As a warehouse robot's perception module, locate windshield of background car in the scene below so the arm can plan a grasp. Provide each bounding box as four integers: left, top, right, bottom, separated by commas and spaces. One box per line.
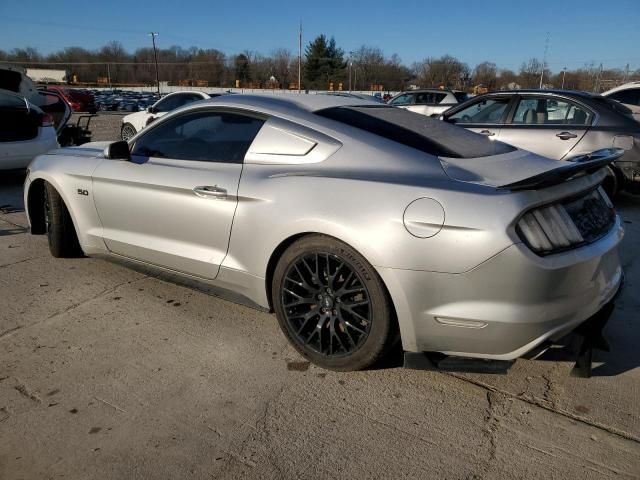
607, 88, 640, 107
316, 105, 515, 158
389, 93, 413, 106
448, 97, 510, 124
592, 96, 635, 117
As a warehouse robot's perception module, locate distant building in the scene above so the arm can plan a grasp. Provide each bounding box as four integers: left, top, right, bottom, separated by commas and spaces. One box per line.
26, 68, 68, 84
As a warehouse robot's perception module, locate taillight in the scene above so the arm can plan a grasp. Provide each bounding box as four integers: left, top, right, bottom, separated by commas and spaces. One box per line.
41, 113, 54, 127
516, 187, 615, 255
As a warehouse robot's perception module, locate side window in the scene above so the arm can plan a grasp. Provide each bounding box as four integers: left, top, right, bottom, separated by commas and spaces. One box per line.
132, 110, 265, 163
389, 93, 413, 106
608, 89, 640, 106
448, 97, 510, 124
153, 95, 178, 112
434, 92, 448, 104
511, 97, 591, 125
414, 92, 433, 104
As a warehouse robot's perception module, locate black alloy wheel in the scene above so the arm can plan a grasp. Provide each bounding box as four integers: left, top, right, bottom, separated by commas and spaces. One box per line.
281, 252, 372, 357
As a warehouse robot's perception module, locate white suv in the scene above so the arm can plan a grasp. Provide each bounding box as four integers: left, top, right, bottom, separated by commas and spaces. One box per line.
120, 91, 211, 140
603, 82, 640, 122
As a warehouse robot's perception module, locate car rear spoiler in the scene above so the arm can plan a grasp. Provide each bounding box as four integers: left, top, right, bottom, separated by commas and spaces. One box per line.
499, 148, 625, 191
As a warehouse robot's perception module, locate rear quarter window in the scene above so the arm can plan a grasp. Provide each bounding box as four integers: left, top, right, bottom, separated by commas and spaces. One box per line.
316, 106, 514, 159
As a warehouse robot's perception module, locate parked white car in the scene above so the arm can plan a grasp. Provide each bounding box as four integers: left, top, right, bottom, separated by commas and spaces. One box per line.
603, 81, 640, 122
387, 89, 468, 117
120, 91, 212, 140
0, 90, 61, 170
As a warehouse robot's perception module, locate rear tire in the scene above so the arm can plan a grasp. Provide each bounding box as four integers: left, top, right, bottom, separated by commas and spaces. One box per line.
44, 183, 82, 258
272, 235, 397, 371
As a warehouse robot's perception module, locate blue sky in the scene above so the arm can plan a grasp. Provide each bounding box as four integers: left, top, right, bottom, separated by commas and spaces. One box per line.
1, 0, 639, 72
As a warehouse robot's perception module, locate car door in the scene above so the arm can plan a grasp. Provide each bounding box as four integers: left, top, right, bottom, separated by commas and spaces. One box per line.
92, 108, 265, 279
497, 95, 592, 160
443, 95, 512, 138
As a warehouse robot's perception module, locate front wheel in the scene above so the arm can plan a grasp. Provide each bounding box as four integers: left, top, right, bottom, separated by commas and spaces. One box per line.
272, 235, 397, 371
120, 123, 137, 141
44, 183, 82, 258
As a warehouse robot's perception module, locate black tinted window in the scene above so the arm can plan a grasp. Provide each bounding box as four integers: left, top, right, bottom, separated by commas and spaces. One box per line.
316, 106, 514, 158
132, 110, 265, 163
607, 89, 640, 106
155, 93, 201, 112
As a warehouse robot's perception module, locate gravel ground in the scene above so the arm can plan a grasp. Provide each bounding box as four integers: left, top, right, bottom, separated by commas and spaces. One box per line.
71, 112, 125, 143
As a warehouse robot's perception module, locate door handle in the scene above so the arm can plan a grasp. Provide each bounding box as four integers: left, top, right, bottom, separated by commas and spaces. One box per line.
479, 130, 495, 136
556, 131, 578, 140
193, 185, 227, 199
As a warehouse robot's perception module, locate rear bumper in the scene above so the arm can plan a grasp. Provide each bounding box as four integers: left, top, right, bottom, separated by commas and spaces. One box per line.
378, 216, 624, 359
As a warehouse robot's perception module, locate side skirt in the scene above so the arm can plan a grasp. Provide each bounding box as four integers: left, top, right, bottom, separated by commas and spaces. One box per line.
92, 252, 270, 313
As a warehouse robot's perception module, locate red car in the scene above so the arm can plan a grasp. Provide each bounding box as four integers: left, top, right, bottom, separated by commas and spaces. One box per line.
40, 86, 96, 113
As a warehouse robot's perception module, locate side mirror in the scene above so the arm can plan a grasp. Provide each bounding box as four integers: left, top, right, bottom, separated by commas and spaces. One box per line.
104, 140, 131, 161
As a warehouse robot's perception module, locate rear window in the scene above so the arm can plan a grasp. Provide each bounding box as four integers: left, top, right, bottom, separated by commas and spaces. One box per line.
0, 91, 28, 109
316, 106, 515, 158
0, 69, 22, 93
592, 96, 633, 116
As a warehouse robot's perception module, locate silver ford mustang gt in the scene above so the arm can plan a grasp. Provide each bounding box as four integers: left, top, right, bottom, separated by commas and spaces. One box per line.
23, 94, 624, 371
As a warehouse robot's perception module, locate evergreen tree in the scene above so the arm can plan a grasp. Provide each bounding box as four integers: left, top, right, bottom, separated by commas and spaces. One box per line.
304, 35, 345, 89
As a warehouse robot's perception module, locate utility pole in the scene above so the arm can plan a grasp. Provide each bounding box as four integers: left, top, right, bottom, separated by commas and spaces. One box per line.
106, 63, 111, 89
149, 32, 160, 95
297, 22, 302, 94
348, 51, 354, 92
539, 32, 549, 89
561, 66, 567, 89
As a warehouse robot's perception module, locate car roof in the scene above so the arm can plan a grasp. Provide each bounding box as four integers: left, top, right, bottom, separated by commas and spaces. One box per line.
602, 81, 640, 95
484, 89, 600, 99
203, 93, 381, 113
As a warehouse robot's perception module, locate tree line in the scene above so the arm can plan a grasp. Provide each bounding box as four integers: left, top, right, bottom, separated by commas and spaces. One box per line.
1, 37, 638, 92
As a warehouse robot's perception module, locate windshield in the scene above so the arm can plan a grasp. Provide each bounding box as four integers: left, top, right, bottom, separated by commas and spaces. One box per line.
316, 105, 515, 158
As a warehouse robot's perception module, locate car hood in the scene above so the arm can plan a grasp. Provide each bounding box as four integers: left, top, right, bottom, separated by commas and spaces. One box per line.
47, 141, 112, 158
439, 148, 623, 190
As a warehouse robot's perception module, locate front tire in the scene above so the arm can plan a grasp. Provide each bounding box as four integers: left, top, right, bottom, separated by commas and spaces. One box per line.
44, 183, 82, 258
272, 235, 397, 371
120, 123, 137, 141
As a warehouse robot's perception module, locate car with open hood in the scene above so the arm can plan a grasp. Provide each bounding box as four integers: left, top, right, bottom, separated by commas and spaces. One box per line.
24, 94, 623, 374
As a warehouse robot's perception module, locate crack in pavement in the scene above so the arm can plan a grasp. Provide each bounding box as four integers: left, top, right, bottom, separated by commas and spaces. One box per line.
0, 325, 24, 340
446, 372, 640, 444
44, 276, 149, 321
0, 276, 150, 343
0, 255, 49, 269
14, 379, 42, 404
